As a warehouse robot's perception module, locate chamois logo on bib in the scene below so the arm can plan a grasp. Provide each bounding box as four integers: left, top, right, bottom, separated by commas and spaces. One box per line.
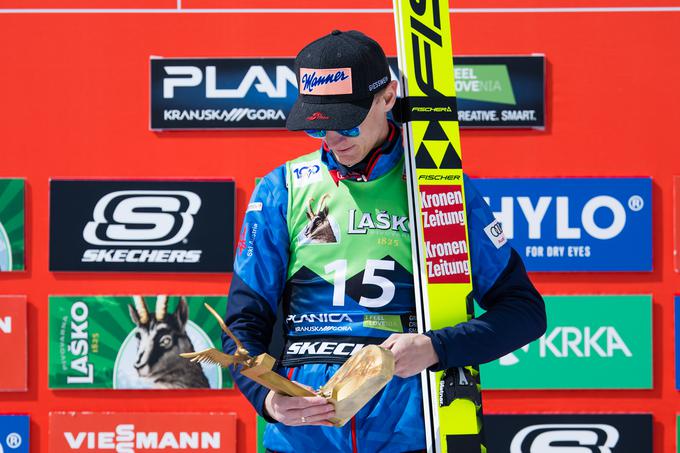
298, 194, 340, 245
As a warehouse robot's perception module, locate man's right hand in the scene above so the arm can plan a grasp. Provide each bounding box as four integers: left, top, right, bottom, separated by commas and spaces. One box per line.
264, 390, 336, 427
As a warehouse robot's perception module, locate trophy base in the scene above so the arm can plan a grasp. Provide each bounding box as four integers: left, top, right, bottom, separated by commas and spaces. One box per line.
319, 345, 395, 427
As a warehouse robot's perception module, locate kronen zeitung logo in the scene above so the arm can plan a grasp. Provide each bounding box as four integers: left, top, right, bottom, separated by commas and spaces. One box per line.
0, 316, 10, 334
81, 191, 202, 264
499, 326, 632, 366
420, 189, 465, 228
63, 424, 220, 451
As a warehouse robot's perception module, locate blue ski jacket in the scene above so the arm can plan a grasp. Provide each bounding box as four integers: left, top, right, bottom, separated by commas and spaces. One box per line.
223, 122, 546, 453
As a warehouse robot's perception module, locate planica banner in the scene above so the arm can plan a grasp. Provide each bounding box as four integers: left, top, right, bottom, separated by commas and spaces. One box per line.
150, 56, 544, 130
48, 295, 232, 390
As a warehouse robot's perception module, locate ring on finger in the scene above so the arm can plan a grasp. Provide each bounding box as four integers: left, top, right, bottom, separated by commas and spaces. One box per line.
300, 416, 307, 423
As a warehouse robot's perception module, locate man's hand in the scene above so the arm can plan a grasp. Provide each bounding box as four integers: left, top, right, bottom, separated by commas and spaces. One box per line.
264, 388, 335, 427
380, 333, 439, 378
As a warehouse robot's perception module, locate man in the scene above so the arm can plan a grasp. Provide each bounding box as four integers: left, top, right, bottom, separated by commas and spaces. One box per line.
223, 30, 546, 453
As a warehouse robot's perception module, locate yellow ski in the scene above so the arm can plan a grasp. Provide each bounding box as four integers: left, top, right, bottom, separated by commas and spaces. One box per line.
393, 1, 485, 451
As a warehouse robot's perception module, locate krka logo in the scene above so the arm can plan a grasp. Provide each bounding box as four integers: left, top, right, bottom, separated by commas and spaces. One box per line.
499, 326, 632, 366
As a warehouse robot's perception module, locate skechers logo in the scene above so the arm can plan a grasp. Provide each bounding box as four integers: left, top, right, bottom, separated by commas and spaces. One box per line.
287, 341, 365, 357
83, 191, 201, 246
510, 424, 619, 452
300, 68, 352, 95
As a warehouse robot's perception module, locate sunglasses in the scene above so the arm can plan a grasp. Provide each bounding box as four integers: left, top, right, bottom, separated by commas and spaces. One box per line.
304, 127, 361, 139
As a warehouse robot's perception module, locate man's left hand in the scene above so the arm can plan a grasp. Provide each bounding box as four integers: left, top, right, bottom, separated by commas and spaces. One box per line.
379, 333, 439, 378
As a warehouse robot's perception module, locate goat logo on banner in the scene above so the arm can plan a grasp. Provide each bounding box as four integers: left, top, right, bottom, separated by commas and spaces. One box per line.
48, 295, 231, 390
298, 194, 340, 245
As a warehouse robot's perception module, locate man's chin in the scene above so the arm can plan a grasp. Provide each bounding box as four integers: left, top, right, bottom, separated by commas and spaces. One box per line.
332, 147, 362, 166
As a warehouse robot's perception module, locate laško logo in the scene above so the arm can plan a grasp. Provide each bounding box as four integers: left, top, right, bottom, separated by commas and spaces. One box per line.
50, 412, 236, 453
306, 112, 330, 121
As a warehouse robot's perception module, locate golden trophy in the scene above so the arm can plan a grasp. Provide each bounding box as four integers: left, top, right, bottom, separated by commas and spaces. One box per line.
181, 304, 394, 427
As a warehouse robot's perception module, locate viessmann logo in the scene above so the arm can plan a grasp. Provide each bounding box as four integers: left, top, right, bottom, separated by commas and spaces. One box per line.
510, 424, 619, 452
50, 412, 236, 453
81, 191, 201, 263
63, 424, 221, 451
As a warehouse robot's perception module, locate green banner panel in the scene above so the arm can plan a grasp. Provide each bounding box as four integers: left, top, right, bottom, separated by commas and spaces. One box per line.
480, 295, 652, 389
49, 295, 232, 389
0, 179, 24, 271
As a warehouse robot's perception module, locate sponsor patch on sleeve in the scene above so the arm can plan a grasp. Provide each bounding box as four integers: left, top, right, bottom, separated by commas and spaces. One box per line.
247, 202, 262, 212
484, 219, 507, 249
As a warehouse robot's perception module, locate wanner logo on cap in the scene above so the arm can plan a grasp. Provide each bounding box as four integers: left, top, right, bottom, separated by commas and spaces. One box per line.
300, 68, 352, 95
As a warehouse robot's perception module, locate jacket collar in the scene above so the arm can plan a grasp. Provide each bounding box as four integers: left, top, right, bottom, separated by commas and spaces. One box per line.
320, 120, 402, 184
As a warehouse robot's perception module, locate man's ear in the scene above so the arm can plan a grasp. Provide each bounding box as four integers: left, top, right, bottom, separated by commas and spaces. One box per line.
379, 80, 399, 112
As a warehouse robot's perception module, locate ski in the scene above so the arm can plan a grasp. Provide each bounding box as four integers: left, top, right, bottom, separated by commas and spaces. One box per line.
393, 1, 485, 452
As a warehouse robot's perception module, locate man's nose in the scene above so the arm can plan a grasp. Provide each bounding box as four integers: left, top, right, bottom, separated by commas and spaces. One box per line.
324, 131, 348, 148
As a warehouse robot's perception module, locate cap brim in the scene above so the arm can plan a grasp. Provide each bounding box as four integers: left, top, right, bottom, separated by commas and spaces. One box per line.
286, 96, 373, 131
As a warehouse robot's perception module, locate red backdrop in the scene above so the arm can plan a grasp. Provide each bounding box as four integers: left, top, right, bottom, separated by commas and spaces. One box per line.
1, 2, 679, 452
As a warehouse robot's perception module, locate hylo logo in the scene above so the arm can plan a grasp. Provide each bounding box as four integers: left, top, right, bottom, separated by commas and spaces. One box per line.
83, 191, 201, 246
510, 424, 619, 453
483, 195, 641, 240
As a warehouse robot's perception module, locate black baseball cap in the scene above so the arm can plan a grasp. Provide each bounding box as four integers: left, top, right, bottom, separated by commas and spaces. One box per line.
286, 30, 391, 131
